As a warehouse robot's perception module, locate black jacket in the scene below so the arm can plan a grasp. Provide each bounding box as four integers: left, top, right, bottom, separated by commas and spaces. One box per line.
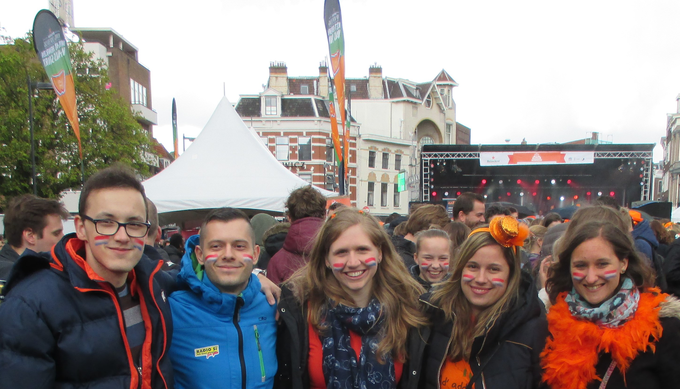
275, 286, 429, 389
163, 244, 183, 263
0, 244, 20, 284
392, 234, 417, 269
421, 272, 548, 389
0, 234, 175, 389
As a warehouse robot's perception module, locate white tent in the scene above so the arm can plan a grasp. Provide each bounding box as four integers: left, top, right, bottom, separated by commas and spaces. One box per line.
672, 207, 680, 223
143, 97, 335, 225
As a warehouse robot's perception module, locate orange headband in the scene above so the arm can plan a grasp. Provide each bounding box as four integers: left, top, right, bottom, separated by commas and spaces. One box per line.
469, 215, 529, 250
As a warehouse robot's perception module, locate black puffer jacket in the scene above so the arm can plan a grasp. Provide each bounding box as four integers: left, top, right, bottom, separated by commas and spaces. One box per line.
421, 272, 548, 389
391, 234, 417, 269
0, 234, 175, 389
274, 285, 429, 389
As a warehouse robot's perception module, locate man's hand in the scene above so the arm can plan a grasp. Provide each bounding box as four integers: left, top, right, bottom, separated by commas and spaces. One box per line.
257, 273, 281, 306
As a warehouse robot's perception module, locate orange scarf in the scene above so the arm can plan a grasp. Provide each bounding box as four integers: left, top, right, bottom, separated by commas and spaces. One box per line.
541, 289, 666, 389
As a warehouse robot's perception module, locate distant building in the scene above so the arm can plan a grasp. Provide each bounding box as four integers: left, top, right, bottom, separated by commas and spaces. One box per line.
71, 27, 171, 174
661, 94, 680, 207
236, 61, 470, 216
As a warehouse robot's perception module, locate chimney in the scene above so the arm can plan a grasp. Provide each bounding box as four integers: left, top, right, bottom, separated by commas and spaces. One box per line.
591, 132, 599, 142
318, 60, 329, 98
368, 63, 383, 99
268, 61, 288, 95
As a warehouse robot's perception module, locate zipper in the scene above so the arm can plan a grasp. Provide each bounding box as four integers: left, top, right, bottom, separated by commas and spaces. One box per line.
148, 260, 170, 389
234, 297, 246, 389
254, 325, 267, 382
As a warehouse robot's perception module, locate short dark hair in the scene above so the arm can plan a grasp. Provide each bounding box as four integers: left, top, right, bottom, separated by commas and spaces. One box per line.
286, 186, 326, 221
546, 221, 655, 304
3, 195, 69, 247
79, 165, 147, 219
484, 203, 510, 222
169, 233, 184, 249
542, 212, 563, 227
594, 196, 620, 211
452, 192, 484, 221
507, 206, 518, 215
328, 202, 346, 212
199, 208, 254, 246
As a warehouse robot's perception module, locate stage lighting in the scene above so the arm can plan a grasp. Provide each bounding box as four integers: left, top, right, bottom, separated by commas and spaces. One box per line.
444, 191, 449, 196
481, 179, 487, 185
574, 195, 579, 200
456, 191, 461, 196
499, 180, 504, 185
610, 191, 615, 197
587, 191, 591, 196
532, 192, 537, 196
507, 192, 511, 197
547, 196, 551, 200
567, 179, 572, 184
484, 194, 488, 199
517, 179, 522, 184
432, 191, 437, 197
520, 192, 524, 197
598, 191, 603, 196
535, 180, 540, 184
551, 179, 556, 185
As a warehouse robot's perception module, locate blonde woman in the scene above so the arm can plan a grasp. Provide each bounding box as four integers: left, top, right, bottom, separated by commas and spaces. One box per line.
275, 208, 428, 389
421, 216, 547, 389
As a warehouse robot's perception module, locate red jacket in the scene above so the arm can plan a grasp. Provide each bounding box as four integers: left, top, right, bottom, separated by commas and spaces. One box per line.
266, 217, 323, 285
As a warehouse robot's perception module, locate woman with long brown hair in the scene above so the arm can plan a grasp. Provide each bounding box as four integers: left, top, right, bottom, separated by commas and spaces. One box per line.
275, 207, 428, 389
541, 220, 680, 389
421, 216, 548, 389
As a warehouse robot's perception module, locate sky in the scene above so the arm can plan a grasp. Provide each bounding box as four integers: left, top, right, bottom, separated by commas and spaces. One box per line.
3, 0, 680, 162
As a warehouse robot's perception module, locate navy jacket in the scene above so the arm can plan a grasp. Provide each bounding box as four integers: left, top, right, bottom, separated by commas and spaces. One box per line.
632, 220, 658, 264
0, 234, 175, 389
169, 235, 277, 389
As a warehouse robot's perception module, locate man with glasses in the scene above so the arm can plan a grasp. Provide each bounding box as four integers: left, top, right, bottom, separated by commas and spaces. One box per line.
0, 166, 174, 388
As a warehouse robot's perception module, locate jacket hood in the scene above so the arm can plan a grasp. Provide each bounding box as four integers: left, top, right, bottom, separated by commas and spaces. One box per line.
489, 271, 544, 341
264, 231, 288, 257
282, 217, 323, 256
251, 213, 278, 247
176, 234, 262, 314
632, 220, 659, 248
391, 234, 416, 256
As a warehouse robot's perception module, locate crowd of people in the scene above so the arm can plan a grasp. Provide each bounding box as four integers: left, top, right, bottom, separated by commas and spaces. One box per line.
1, 166, 680, 389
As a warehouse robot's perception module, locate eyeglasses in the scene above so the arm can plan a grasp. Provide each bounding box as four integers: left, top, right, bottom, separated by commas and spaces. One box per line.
82, 215, 151, 238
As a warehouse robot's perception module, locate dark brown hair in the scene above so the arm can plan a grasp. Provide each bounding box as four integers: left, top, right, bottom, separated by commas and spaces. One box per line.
4, 195, 69, 247
546, 221, 655, 304
286, 186, 326, 221
79, 165, 147, 219
404, 204, 450, 235
452, 192, 484, 221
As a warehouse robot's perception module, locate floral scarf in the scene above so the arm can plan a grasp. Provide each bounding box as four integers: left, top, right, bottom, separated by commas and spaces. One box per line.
321, 298, 395, 389
565, 277, 640, 328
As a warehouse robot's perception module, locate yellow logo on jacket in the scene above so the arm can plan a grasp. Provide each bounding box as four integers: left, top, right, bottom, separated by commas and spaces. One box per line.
194, 345, 219, 359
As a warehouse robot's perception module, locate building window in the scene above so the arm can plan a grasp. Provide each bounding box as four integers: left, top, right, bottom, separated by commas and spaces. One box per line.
381, 183, 388, 207
276, 137, 289, 161
325, 174, 335, 191
301, 84, 309, 94
367, 182, 374, 206
298, 173, 312, 184
326, 138, 334, 162
394, 183, 400, 207
424, 94, 432, 108
440, 88, 450, 107
446, 123, 453, 143
130, 79, 147, 106
350, 84, 357, 92
368, 151, 376, 168
382, 152, 389, 169
395, 154, 402, 171
298, 137, 311, 161
265, 96, 277, 115
261, 137, 268, 147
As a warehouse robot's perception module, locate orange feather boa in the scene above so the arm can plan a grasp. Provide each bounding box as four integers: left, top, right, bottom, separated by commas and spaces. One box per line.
540, 289, 666, 389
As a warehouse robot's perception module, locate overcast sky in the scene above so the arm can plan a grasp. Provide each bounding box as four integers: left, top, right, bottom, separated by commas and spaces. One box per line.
3, 0, 680, 161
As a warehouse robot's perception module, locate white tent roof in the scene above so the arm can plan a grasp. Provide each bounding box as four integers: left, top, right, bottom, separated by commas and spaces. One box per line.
672, 207, 680, 223
143, 97, 335, 224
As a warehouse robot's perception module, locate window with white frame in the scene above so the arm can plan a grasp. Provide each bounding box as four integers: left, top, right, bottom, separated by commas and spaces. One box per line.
265, 96, 277, 115
261, 137, 268, 147
446, 124, 453, 143
440, 88, 449, 107
276, 137, 289, 161
298, 137, 312, 161
326, 138, 334, 162
368, 151, 376, 168
301, 85, 309, 94
298, 173, 312, 184
350, 84, 357, 92
382, 152, 389, 169
367, 182, 374, 206
394, 184, 400, 207
395, 154, 402, 171
130, 79, 147, 106
381, 183, 388, 207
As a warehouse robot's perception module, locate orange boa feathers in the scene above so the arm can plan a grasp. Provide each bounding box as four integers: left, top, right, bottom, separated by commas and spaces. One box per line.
540, 289, 666, 389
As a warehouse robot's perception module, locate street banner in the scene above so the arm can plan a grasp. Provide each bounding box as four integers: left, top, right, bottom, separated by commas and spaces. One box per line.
172, 98, 178, 159
479, 151, 595, 166
32, 10, 81, 158
324, 0, 348, 179
327, 84, 343, 167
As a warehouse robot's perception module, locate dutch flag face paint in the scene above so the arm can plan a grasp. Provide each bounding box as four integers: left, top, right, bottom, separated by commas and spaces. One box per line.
204, 254, 219, 263
133, 238, 145, 251
604, 270, 618, 280
572, 272, 586, 282
242, 254, 253, 263
420, 262, 431, 270
441, 262, 450, 271
332, 263, 345, 271
462, 274, 475, 283
94, 236, 109, 246
491, 278, 505, 288
364, 257, 377, 267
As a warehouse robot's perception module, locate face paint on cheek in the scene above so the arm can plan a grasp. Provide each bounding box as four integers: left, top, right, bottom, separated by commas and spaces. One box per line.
364, 257, 377, 267
604, 270, 618, 280
204, 254, 219, 263
420, 262, 431, 270
94, 236, 109, 246
491, 278, 505, 288
332, 263, 345, 271
462, 274, 474, 283
133, 238, 145, 251
442, 262, 450, 271
242, 254, 253, 263
572, 272, 586, 281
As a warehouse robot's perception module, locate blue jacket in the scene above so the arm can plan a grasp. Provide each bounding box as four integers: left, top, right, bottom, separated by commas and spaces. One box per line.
632, 219, 659, 264
0, 234, 175, 389
169, 235, 277, 389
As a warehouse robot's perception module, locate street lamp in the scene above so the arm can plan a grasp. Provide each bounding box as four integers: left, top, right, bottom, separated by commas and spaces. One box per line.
27, 74, 54, 196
